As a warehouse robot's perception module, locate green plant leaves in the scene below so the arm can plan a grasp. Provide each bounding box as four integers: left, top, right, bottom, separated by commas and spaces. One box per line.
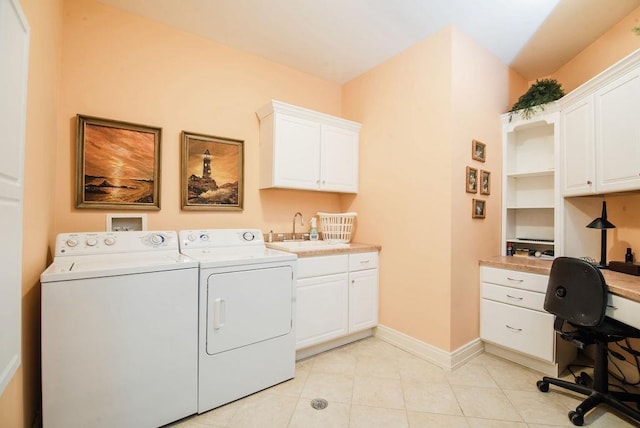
509, 78, 565, 120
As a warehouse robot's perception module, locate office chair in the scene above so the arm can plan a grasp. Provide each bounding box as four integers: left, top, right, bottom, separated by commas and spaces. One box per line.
537, 257, 640, 426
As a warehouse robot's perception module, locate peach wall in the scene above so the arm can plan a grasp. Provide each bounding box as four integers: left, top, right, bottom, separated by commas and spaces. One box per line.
449, 28, 510, 348
0, 0, 63, 426
56, 0, 345, 235
549, 6, 640, 92
343, 28, 454, 349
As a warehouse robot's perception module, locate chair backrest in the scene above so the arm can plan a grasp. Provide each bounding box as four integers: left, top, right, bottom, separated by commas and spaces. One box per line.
543, 257, 608, 327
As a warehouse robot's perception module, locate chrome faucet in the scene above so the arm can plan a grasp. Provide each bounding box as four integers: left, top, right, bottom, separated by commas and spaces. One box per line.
292, 212, 304, 240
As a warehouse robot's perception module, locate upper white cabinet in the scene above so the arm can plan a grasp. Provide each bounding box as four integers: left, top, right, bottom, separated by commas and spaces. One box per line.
501, 106, 561, 257
595, 67, 640, 193
561, 95, 595, 196
256, 100, 361, 193
560, 49, 640, 196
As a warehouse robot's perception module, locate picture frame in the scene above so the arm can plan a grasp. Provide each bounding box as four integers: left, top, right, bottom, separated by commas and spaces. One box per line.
472, 139, 486, 162
181, 131, 244, 211
480, 170, 491, 195
472, 199, 486, 219
76, 115, 161, 210
466, 166, 478, 193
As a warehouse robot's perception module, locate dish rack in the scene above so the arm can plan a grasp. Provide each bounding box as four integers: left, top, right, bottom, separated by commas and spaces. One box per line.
317, 212, 357, 243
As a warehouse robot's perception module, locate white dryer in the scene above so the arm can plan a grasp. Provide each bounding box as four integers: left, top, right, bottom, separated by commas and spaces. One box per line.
40, 231, 199, 428
179, 229, 297, 413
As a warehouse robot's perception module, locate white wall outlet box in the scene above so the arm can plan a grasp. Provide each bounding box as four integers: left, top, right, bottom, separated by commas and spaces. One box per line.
106, 213, 148, 231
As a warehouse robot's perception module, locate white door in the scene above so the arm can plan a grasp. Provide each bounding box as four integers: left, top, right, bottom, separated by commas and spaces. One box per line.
295, 273, 348, 350
348, 269, 379, 332
272, 113, 321, 190
561, 95, 595, 196
320, 124, 359, 192
206, 266, 293, 355
595, 67, 640, 193
0, 0, 29, 396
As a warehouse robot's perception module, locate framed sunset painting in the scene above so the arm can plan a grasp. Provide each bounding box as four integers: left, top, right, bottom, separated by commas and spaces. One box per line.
75, 115, 161, 209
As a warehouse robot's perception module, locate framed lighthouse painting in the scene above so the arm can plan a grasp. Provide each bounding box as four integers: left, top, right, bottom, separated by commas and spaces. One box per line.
75, 115, 161, 210
181, 131, 244, 210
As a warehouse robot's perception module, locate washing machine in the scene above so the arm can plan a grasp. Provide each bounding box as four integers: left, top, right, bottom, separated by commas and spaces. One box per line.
178, 229, 297, 413
40, 231, 199, 428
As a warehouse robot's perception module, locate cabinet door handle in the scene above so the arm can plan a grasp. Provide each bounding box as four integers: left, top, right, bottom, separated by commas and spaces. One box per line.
505, 324, 523, 332
587, 180, 592, 185
351, 279, 355, 284
506, 294, 523, 300
506, 277, 523, 283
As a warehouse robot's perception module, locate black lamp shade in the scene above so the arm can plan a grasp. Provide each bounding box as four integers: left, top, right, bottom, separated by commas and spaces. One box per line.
586, 201, 615, 268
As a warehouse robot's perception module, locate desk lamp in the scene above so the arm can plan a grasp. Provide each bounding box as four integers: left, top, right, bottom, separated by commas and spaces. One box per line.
586, 200, 616, 269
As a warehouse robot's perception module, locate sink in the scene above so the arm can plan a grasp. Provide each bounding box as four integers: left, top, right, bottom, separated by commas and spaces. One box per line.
267, 240, 350, 252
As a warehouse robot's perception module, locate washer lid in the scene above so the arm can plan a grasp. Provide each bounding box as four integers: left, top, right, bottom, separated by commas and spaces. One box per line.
41, 252, 198, 282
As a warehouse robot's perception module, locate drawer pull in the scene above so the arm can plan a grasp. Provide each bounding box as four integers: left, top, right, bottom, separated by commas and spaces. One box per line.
607, 304, 618, 310
505, 324, 523, 332
506, 294, 523, 301
360, 260, 370, 264
507, 277, 524, 283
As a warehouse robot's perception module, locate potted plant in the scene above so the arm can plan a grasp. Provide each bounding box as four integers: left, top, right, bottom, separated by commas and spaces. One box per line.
509, 78, 565, 120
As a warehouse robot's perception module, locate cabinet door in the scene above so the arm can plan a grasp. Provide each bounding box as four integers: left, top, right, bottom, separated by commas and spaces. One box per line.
595, 68, 640, 193
348, 269, 378, 333
320, 124, 359, 193
561, 96, 595, 196
295, 273, 348, 350
272, 113, 321, 190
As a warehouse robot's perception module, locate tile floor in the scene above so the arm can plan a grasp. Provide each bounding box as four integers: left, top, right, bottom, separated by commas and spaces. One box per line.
169, 337, 639, 427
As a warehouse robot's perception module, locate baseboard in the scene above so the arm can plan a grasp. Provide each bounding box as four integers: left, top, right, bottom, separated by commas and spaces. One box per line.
296, 329, 374, 360
374, 324, 483, 371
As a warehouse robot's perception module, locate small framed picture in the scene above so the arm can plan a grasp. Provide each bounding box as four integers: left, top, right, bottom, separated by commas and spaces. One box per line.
472, 139, 486, 162
181, 131, 244, 210
480, 170, 491, 195
472, 199, 486, 219
466, 166, 478, 193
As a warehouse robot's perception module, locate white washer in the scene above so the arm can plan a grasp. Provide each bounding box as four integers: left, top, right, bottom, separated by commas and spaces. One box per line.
40, 231, 199, 428
179, 229, 297, 413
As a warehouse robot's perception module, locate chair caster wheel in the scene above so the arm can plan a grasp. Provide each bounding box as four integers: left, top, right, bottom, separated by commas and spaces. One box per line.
537, 380, 549, 392
569, 410, 584, 426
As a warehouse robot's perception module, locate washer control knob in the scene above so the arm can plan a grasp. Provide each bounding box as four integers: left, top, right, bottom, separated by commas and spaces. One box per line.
103, 237, 116, 246
65, 239, 78, 247
86, 237, 98, 247
187, 234, 197, 242
149, 234, 165, 245
200, 234, 209, 241
242, 231, 255, 241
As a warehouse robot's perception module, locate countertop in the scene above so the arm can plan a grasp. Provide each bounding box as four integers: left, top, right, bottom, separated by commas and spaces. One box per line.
480, 256, 640, 303
266, 242, 381, 257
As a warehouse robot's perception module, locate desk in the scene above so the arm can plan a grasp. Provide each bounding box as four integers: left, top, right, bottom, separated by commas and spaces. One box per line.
480, 256, 640, 329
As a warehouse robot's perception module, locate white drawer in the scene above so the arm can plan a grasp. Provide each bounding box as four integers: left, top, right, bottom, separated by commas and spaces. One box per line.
481, 283, 545, 312
481, 266, 548, 293
297, 254, 349, 279
480, 298, 555, 362
607, 294, 640, 330
349, 252, 378, 271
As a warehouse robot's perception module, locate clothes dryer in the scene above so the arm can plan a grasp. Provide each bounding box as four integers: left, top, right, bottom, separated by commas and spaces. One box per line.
179, 229, 296, 413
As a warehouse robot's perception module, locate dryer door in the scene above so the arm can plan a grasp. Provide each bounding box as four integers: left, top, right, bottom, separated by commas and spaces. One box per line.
206, 266, 293, 355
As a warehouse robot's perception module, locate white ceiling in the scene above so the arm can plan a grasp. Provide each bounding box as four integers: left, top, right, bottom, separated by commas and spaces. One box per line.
97, 0, 640, 84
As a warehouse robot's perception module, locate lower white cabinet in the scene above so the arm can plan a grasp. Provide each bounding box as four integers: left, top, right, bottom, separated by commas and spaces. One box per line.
480, 266, 574, 375
296, 252, 379, 351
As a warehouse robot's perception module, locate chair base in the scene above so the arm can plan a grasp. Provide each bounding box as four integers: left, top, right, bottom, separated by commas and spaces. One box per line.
537, 341, 640, 426
537, 377, 640, 426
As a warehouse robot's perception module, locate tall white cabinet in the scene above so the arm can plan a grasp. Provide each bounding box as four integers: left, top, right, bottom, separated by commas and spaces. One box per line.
501, 106, 562, 257
256, 100, 361, 193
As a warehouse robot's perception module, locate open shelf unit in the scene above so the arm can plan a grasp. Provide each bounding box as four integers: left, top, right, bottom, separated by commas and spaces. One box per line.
501, 106, 562, 258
